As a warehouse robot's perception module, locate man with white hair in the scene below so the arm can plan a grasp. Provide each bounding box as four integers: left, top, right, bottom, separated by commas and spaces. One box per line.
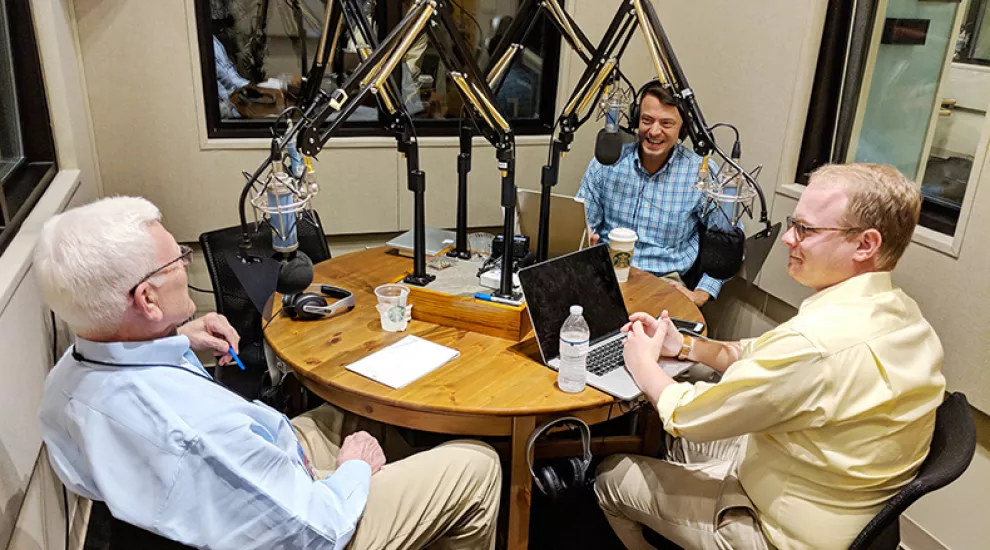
35, 196, 501, 549
596, 163, 946, 550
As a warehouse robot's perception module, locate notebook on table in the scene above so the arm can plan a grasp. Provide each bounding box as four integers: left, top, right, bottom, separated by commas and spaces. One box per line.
345, 335, 460, 389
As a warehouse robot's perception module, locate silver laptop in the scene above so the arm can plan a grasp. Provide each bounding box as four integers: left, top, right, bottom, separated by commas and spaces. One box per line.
386, 227, 456, 257
518, 244, 643, 400
516, 189, 589, 259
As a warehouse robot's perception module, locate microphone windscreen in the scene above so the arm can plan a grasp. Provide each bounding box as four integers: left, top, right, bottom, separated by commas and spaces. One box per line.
594, 129, 623, 165
276, 251, 314, 295
698, 226, 745, 280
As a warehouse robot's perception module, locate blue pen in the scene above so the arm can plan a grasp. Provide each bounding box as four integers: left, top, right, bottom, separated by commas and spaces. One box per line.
227, 345, 247, 371
474, 292, 523, 307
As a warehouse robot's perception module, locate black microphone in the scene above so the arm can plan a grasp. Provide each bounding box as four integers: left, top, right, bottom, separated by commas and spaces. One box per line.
697, 226, 745, 280
594, 97, 624, 165
595, 129, 623, 165
275, 250, 314, 295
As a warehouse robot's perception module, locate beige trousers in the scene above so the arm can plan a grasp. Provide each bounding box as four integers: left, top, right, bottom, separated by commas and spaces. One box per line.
595, 435, 772, 550
291, 404, 502, 550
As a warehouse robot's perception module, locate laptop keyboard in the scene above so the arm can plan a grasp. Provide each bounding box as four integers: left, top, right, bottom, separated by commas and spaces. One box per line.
586, 336, 626, 376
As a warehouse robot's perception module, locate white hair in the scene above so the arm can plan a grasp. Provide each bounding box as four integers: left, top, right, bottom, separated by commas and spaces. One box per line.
34, 196, 163, 336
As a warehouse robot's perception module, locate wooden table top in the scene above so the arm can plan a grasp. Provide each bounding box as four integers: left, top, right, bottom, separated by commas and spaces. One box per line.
264, 247, 703, 418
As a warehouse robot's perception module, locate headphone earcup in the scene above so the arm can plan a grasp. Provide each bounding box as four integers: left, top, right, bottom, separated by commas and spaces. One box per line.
281, 293, 301, 318
568, 456, 587, 490
294, 294, 329, 320
538, 465, 562, 501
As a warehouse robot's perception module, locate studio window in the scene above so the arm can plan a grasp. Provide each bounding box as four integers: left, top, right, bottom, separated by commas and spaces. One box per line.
0, 0, 57, 255
797, 0, 990, 239
195, 0, 561, 139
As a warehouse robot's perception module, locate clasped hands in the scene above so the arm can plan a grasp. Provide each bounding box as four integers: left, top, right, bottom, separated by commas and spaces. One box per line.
621, 311, 684, 382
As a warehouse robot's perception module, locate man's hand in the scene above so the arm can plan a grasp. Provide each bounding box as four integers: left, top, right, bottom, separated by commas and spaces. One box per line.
623, 319, 667, 373
622, 312, 683, 358
671, 282, 711, 308
178, 313, 240, 366
336, 431, 386, 475
589, 227, 600, 246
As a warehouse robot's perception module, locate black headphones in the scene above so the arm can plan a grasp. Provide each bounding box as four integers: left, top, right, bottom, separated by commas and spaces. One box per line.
628, 79, 689, 141
526, 416, 593, 500
281, 284, 355, 320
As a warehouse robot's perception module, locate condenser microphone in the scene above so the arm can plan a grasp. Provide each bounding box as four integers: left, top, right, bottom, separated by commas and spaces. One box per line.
594, 99, 624, 165
268, 171, 299, 253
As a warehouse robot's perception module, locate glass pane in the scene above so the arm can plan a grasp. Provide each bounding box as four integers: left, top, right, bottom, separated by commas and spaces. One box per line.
956, 0, 990, 64
396, 0, 546, 121
852, 0, 984, 236
209, 0, 380, 122
0, 0, 23, 184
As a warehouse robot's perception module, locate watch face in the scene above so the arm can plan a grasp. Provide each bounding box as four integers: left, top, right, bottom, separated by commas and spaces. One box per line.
387, 305, 405, 323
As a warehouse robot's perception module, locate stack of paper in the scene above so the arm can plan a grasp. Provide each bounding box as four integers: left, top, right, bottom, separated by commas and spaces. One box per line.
345, 335, 460, 389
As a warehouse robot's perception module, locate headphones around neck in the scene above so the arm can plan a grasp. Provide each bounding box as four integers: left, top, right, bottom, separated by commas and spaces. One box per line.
526, 416, 593, 500
628, 79, 689, 141
281, 284, 355, 320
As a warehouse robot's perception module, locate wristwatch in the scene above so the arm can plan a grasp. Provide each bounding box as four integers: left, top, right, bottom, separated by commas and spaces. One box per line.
677, 334, 694, 361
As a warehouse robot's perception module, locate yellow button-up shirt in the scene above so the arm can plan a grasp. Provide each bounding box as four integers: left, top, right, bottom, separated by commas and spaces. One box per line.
656, 272, 945, 550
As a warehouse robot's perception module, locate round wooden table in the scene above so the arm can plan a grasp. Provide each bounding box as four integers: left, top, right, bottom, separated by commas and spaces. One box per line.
264, 247, 703, 550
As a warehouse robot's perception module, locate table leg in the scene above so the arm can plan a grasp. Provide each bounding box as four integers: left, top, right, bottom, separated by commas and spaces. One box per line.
508, 416, 536, 550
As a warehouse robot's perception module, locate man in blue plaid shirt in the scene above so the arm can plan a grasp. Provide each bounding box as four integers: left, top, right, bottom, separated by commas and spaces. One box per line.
578, 83, 733, 306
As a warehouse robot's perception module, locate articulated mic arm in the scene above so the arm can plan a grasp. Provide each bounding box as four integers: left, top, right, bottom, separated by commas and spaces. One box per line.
238, 0, 521, 296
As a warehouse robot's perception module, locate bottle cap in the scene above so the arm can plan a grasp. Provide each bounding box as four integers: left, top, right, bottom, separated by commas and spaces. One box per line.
570, 305, 583, 315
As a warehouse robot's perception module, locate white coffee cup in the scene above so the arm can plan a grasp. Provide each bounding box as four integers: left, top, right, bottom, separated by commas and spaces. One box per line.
607, 228, 638, 283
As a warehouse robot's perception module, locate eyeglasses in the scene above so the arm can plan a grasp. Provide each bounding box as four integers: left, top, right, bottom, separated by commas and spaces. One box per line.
785, 216, 865, 242
129, 244, 193, 295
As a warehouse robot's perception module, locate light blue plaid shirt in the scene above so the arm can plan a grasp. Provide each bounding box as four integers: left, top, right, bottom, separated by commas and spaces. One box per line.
578, 142, 732, 298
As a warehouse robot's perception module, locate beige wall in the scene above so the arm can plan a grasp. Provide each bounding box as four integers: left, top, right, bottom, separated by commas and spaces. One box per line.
2, 0, 102, 548
16, 0, 985, 548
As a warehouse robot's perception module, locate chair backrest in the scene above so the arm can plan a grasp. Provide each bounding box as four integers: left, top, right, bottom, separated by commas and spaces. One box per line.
198, 212, 330, 376
110, 516, 194, 550
848, 391, 977, 550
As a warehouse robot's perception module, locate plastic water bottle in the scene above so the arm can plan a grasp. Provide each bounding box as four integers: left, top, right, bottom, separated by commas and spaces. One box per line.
558, 305, 590, 393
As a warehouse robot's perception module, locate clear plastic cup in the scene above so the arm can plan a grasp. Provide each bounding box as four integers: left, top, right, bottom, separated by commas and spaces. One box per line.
374, 284, 411, 331
374, 284, 409, 307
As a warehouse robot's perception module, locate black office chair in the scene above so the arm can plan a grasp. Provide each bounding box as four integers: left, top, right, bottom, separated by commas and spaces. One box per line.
198, 212, 331, 399
110, 516, 194, 550
849, 391, 977, 550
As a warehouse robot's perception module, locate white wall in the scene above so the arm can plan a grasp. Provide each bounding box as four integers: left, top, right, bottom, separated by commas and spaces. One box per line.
1, 0, 101, 548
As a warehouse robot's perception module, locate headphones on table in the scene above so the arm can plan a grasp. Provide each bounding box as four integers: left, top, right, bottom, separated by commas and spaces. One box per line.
281, 284, 355, 320
628, 79, 689, 141
526, 416, 593, 500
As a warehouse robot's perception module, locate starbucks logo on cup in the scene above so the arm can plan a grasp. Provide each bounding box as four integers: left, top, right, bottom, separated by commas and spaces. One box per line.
612, 251, 632, 269
387, 305, 406, 323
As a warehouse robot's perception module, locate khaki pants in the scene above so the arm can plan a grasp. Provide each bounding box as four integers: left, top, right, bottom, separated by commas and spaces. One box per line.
292, 404, 502, 550
595, 435, 771, 550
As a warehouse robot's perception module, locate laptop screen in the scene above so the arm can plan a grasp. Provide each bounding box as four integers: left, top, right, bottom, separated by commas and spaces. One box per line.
518, 244, 630, 362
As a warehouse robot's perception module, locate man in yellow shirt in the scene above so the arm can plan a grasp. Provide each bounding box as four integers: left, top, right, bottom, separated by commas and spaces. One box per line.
595, 163, 945, 550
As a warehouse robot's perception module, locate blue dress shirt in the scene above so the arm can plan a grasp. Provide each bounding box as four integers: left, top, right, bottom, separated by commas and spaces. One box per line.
578, 142, 733, 297
39, 335, 371, 549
